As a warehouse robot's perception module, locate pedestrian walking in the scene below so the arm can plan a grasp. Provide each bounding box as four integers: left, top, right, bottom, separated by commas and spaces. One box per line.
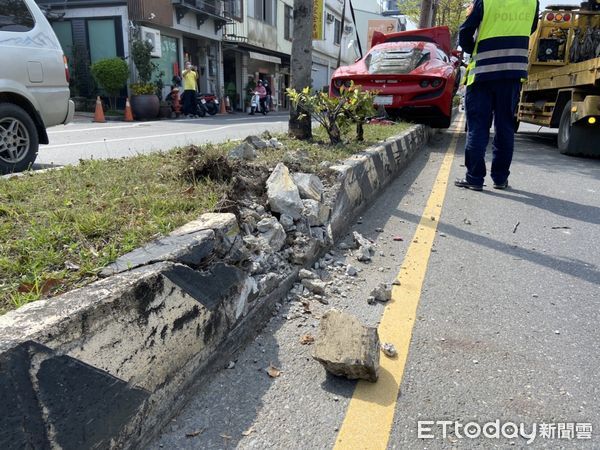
455, 0, 539, 191
181, 62, 199, 118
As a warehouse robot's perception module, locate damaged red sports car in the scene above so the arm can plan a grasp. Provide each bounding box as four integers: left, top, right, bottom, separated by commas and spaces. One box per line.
330, 26, 460, 128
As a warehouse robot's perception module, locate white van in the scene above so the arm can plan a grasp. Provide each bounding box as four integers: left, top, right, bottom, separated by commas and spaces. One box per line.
0, 0, 74, 174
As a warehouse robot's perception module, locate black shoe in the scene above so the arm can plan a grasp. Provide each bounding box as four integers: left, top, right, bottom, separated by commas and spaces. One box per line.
454, 178, 483, 191
493, 180, 509, 190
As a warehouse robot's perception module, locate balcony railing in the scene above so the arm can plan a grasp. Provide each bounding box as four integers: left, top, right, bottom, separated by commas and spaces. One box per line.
172, 0, 228, 30
180, 0, 223, 16
223, 21, 247, 43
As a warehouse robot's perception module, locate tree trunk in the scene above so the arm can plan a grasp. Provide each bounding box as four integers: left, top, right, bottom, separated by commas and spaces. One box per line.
356, 121, 364, 141
289, 0, 313, 140
328, 123, 341, 145
419, 0, 433, 28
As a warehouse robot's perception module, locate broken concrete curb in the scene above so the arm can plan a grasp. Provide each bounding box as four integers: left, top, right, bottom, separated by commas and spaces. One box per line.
0, 124, 429, 448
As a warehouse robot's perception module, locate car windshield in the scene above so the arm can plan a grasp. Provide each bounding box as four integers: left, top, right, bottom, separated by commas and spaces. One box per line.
365, 46, 430, 74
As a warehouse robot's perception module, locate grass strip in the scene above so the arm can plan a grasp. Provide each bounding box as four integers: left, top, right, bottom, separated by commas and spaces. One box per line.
0, 123, 408, 313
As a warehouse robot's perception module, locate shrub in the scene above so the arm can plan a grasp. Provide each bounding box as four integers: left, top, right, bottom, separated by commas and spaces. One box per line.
90, 58, 129, 109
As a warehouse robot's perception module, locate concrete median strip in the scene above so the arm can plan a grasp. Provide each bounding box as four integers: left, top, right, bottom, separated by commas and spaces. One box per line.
0, 124, 430, 449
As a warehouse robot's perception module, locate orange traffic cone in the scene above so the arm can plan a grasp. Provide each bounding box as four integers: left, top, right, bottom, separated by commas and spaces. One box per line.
124, 97, 134, 122
93, 96, 105, 123
219, 96, 227, 114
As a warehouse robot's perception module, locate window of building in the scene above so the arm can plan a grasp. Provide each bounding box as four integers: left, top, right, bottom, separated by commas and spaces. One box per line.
284, 5, 293, 41
0, 0, 35, 32
224, 0, 243, 21
154, 35, 179, 91
334, 18, 341, 45
52, 21, 73, 63
87, 19, 117, 63
254, 0, 276, 25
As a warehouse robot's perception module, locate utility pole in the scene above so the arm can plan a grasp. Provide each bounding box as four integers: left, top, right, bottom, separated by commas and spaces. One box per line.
419, 0, 433, 28
288, 0, 313, 140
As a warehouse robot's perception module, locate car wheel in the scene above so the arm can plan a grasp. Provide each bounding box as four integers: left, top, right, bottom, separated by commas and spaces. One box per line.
558, 101, 600, 157
0, 103, 39, 175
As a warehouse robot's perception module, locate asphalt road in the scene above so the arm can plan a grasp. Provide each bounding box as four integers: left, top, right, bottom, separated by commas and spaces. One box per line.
151, 114, 599, 449
35, 113, 290, 168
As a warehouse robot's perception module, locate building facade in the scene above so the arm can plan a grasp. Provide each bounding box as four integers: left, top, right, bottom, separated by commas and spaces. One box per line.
36, 0, 358, 110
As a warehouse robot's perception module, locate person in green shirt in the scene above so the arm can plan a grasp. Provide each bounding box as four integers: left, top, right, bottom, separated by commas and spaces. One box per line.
181, 61, 198, 118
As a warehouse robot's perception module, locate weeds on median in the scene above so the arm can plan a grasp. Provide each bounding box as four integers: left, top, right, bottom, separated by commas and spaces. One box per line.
0, 122, 409, 314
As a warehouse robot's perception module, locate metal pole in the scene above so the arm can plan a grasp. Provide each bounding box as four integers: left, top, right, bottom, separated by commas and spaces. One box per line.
337, 0, 347, 68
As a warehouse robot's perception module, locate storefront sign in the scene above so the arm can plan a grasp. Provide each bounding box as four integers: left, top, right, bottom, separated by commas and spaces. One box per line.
367, 19, 398, 49
312, 0, 324, 40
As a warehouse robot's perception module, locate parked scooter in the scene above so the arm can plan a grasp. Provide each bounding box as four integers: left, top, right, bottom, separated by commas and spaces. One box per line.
249, 92, 267, 115
198, 93, 219, 116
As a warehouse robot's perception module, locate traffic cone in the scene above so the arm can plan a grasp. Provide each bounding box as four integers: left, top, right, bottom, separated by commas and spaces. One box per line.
124, 97, 134, 122
219, 97, 227, 114
93, 96, 105, 123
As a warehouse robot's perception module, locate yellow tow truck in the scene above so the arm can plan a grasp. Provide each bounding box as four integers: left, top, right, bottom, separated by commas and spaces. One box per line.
518, 1, 600, 156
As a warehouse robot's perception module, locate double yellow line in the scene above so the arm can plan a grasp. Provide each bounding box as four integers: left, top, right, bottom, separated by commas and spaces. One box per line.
334, 119, 464, 449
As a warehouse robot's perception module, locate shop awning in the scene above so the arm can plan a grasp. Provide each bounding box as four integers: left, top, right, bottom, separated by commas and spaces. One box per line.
248, 51, 282, 65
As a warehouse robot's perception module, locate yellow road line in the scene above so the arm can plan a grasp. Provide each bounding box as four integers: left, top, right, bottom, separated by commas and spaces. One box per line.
334, 118, 464, 450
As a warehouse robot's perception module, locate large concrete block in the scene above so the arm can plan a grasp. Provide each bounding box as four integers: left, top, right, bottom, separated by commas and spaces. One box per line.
266, 163, 303, 219
313, 309, 380, 382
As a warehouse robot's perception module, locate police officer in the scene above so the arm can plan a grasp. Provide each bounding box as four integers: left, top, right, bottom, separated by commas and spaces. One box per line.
455, 0, 539, 191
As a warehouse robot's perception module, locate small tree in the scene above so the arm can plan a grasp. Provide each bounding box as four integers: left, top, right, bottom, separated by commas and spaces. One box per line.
343, 87, 377, 141
90, 58, 129, 110
131, 39, 158, 94
286, 84, 377, 145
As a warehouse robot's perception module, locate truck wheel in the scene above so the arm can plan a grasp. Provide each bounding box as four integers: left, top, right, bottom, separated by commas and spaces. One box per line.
558, 100, 600, 157
0, 103, 39, 175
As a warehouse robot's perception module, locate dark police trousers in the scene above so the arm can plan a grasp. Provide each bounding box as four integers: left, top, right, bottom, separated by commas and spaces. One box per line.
464, 79, 521, 186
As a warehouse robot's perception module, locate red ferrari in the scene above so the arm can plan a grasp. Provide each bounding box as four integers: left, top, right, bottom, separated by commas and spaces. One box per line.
330, 26, 460, 128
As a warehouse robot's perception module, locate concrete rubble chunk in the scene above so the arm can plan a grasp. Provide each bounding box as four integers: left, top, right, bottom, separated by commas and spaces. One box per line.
353, 231, 373, 251
266, 163, 303, 219
299, 269, 318, 280
381, 342, 397, 358
269, 138, 284, 149
171, 213, 239, 244
370, 283, 392, 303
310, 227, 327, 244
345, 265, 358, 277
302, 199, 331, 227
243, 235, 271, 253
292, 173, 324, 201
283, 149, 310, 165
353, 231, 375, 262
227, 142, 256, 160
279, 214, 295, 231
301, 278, 326, 295
313, 309, 380, 382
256, 217, 287, 252
244, 135, 269, 149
